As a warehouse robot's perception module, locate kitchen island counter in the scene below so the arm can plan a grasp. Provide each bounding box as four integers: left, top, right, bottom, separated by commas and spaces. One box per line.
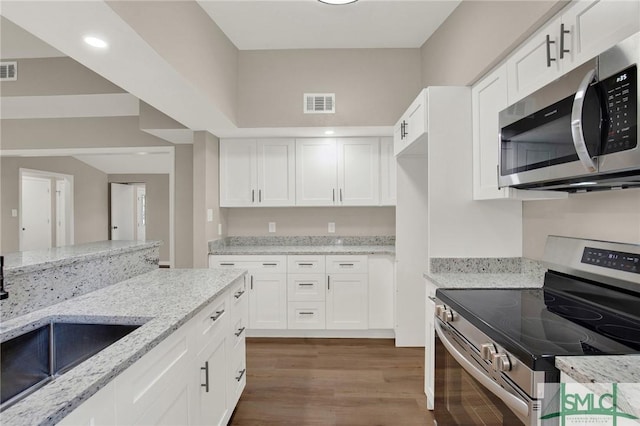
0, 268, 245, 426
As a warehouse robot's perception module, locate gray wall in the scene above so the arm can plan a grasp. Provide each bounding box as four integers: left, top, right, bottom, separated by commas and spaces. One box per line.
107, 0, 239, 125
237, 48, 422, 127
108, 174, 170, 263
1, 156, 108, 253
225, 207, 395, 237
420, 1, 566, 86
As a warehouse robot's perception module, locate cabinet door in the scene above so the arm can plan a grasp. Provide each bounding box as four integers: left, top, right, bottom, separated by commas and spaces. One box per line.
507, 16, 562, 104
326, 273, 368, 330
393, 116, 406, 156
472, 65, 510, 200
220, 139, 257, 207
406, 93, 426, 146
379, 137, 397, 206
367, 255, 394, 330
256, 138, 295, 206
295, 138, 337, 206
196, 336, 229, 426
337, 138, 380, 205
248, 273, 288, 329
58, 382, 116, 426
562, 0, 640, 71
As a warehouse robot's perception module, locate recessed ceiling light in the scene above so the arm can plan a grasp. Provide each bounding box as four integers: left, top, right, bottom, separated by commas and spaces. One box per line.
318, 0, 358, 4
83, 36, 108, 49
324, 130, 335, 135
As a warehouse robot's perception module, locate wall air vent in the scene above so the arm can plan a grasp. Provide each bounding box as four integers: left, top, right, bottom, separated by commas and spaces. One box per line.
304, 93, 335, 114
0, 62, 17, 81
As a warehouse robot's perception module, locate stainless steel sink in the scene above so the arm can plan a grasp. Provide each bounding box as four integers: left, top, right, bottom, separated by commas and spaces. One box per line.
1, 322, 141, 411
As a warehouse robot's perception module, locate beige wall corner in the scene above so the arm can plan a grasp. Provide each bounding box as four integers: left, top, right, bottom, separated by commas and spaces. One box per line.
139, 101, 188, 131
107, 0, 239, 125
420, 0, 567, 86
175, 144, 194, 268
193, 131, 222, 268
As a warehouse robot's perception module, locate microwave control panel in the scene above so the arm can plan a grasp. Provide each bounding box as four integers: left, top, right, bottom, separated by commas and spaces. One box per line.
602, 65, 637, 154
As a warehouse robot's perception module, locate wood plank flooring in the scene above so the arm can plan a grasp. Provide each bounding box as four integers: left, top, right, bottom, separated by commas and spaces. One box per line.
229, 338, 435, 426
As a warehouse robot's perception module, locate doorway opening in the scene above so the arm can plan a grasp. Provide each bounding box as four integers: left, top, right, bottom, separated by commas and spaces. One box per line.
19, 168, 74, 251
110, 182, 146, 241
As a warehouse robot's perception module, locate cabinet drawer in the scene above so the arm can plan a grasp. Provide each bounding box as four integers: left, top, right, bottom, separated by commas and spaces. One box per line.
287, 302, 326, 329
192, 297, 227, 353
229, 341, 247, 408
228, 276, 248, 318
326, 255, 368, 274
287, 255, 326, 273
229, 315, 247, 350
287, 274, 326, 302
210, 255, 287, 274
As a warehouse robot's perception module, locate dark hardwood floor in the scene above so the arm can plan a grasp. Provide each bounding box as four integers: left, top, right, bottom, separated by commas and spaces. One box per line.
230, 338, 435, 426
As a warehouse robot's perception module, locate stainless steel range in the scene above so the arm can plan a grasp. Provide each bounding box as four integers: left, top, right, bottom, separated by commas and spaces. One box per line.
434, 236, 640, 425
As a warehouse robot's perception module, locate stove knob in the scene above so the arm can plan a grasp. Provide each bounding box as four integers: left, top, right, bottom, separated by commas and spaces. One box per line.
439, 308, 455, 323
434, 305, 446, 317
480, 343, 497, 361
492, 353, 512, 372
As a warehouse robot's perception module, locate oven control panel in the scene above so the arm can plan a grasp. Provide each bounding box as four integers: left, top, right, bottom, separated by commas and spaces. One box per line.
582, 247, 640, 274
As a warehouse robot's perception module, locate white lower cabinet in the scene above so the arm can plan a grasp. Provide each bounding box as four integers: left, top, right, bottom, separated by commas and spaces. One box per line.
211, 254, 393, 335
424, 278, 437, 410
59, 276, 248, 426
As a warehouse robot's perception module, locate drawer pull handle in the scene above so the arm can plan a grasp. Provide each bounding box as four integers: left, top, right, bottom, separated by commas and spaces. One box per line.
235, 326, 246, 337
220, 263, 235, 266
262, 263, 277, 266
234, 290, 245, 299
299, 312, 314, 315
236, 368, 246, 381
211, 309, 225, 322
428, 296, 437, 302
201, 361, 210, 392
298, 263, 313, 266
339, 263, 354, 267
298, 283, 314, 286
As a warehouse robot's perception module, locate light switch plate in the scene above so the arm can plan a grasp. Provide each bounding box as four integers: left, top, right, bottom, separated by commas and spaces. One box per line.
328, 222, 335, 233
11, 209, 18, 217
268, 222, 276, 233
218, 223, 222, 235
207, 209, 214, 222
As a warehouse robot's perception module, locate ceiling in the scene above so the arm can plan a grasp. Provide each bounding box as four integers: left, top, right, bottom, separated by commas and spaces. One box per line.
197, 0, 460, 50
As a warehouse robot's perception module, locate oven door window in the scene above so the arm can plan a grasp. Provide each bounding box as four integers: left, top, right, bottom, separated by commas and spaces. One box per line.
434, 335, 525, 425
500, 89, 601, 176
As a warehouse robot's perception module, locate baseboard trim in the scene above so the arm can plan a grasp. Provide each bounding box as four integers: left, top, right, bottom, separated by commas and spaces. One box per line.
245, 329, 395, 339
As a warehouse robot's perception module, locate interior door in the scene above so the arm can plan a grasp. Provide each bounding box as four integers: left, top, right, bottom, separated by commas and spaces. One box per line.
20, 175, 52, 251
136, 186, 146, 241
110, 183, 135, 240
55, 179, 67, 247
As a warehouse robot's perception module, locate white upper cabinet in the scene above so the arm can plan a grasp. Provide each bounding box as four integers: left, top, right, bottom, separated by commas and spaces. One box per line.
295, 138, 338, 206
337, 138, 380, 206
393, 89, 428, 156
507, 0, 640, 104
220, 138, 295, 207
296, 138, 381, 206
472, 65, 511, 200
220, 139, 257, 207
379, 137, 397, 206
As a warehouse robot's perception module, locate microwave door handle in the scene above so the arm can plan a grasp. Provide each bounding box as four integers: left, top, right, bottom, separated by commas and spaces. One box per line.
434, 321, 530, 419
571, 69, 598, 173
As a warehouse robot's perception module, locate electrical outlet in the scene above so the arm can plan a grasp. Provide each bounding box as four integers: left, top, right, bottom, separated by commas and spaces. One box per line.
218, 223, 222, 235
328, 222, 335, 233
11, 209, 18, 217
207, 209, 214, 222
269, 222, 276, 233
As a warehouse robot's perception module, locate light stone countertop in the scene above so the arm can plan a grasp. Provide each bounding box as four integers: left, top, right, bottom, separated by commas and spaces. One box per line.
210, 244, 395, 256
0, 268, 246, 426
3, 240, 161, 276
424, 272, 545, 289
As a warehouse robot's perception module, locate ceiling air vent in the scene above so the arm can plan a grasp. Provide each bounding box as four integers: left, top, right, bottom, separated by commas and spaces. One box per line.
0, 62, 17, 81
304, 93, 335, 114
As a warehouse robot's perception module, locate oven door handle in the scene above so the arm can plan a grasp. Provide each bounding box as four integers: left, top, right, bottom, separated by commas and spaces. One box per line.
435, 321, 530, 419
570, 68, 598, 173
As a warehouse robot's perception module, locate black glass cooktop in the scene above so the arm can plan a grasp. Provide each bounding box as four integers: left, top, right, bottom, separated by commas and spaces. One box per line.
436, 271, 640, 371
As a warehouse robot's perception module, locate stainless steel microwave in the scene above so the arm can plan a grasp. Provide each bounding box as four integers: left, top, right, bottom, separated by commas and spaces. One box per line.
498, 33, 639, 192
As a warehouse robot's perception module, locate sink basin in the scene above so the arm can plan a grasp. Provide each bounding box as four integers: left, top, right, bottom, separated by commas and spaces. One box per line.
1, 322, 140, 410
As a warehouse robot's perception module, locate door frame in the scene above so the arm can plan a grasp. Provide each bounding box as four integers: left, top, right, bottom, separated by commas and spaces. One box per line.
19, 168, 75, 250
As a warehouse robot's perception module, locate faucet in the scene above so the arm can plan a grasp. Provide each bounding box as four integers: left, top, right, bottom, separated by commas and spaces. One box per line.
1, 255, 8, 300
